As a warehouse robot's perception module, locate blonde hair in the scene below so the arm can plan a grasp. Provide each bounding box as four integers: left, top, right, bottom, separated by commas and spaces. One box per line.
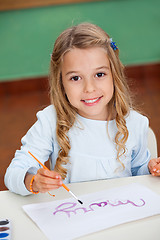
49, 22, 133, 179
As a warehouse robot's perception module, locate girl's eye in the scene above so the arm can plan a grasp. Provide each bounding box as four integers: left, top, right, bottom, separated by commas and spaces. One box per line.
71, 76, 81, 81
96, 72, 105, 78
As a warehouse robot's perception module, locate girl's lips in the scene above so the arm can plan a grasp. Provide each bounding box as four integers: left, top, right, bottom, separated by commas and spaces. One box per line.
81, 96, 102, 106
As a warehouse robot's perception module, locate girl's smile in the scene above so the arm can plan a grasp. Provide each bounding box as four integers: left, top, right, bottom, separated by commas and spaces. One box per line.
61, 47, 114, 120
81, 96, 103, 106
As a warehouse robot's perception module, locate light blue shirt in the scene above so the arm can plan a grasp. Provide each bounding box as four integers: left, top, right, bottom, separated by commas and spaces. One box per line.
4, 105, 150, 195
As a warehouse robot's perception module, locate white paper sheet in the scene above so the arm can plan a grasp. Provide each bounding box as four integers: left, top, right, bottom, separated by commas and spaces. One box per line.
22, 183, 160, 240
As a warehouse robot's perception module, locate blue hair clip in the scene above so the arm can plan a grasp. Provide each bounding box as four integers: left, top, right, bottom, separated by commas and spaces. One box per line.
110, 38, 118, 51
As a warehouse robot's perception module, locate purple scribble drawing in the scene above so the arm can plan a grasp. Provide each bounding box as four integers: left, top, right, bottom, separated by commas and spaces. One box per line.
53, 199, 145, 218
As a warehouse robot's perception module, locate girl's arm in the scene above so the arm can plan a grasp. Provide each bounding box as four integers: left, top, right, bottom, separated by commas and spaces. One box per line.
4, 105, 58, 195
130, 114, 150, 176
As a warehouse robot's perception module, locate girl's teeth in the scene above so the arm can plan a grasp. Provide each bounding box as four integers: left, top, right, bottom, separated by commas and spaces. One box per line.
84, 97, 99, 103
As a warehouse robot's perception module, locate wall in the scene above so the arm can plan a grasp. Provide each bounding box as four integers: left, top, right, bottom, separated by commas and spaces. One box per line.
0, 0, 160, 82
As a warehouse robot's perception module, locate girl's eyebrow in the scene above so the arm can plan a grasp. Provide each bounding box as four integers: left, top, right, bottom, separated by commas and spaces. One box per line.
65, 71, 79, 76
95, 66, 110, 70
65, 66, 110, 76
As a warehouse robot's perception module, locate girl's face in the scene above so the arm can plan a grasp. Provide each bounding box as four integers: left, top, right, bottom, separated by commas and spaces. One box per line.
61, 47, 114, 121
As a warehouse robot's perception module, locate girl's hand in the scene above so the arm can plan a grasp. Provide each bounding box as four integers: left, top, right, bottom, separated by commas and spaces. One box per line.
25, 169, 62, 193
148, 157, 160, 176
33, 168, 62, 193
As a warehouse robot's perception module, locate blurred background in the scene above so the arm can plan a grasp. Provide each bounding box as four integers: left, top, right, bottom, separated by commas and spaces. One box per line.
0, 0, 160, 190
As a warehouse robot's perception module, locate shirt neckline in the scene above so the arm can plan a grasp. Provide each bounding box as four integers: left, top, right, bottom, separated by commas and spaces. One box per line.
77, 113, 115, 124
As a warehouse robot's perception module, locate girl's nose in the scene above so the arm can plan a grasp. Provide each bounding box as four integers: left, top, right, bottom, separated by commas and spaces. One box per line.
83, 79, 96, 93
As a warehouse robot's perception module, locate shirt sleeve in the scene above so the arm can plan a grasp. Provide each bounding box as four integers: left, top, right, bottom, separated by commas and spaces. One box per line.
4, 105, 55, 196
131, 114, 151, 176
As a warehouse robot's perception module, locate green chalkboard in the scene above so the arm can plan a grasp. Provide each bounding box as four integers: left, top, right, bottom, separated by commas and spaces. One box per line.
0, 0, 159, 81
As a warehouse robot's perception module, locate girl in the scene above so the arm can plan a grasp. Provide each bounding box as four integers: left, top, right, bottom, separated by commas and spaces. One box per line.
5, 22, 160, 196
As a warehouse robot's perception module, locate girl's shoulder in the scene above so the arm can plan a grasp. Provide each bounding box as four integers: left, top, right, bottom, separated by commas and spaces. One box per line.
35, 105, 57, 127
127, 109, 148, 121
36, 105, 57, 118
126, 109, 149, 129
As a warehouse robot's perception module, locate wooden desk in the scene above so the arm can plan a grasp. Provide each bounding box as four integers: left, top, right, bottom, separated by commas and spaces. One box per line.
1, 175, 160, 240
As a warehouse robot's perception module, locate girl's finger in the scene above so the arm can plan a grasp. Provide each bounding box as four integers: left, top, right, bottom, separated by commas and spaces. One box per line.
34, 171, 62, 193
36, 170, 62, 185
37, 182, 61, 192
152, 163, 160, 173
152, 172, 160, 177
153, 157, 160, 164
37, 168, 61, 179
148, 159, 156, 172
39, 177, 62, 186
